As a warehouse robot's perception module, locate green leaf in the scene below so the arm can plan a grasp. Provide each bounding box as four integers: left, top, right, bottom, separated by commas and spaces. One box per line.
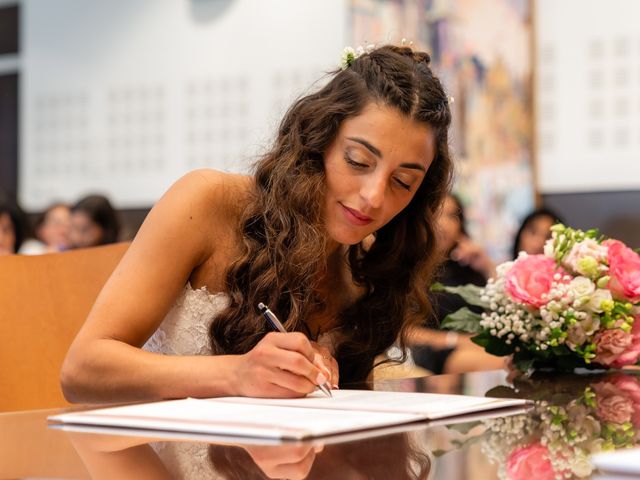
431, 283, 488, 308
441, 307, 483, 334
551, 345, 572, 357
471, 331, 515, 356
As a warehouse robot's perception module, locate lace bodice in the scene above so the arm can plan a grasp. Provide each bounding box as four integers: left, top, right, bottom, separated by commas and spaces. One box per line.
143, 283, 229, 356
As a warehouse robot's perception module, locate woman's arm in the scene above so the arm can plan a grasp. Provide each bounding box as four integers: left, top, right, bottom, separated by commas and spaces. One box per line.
61, 170, 328, 403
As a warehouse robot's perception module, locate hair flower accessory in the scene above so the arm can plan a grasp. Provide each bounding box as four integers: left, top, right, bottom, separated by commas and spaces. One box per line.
340, 43, 376, 70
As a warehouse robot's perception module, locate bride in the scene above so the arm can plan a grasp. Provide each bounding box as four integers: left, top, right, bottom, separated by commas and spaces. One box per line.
61, 43, 453, 403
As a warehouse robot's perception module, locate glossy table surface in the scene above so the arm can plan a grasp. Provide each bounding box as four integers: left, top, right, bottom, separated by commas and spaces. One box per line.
1, 368, 639, 479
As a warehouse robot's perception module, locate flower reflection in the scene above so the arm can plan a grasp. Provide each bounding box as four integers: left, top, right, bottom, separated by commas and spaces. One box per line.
483, 372, 640, 479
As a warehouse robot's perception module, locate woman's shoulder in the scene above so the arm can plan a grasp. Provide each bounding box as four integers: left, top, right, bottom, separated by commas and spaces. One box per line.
176, 169, 252, 200
170, 169, 253, 221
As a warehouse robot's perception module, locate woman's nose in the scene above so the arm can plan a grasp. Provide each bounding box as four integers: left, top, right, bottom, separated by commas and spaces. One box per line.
359, 175, 386, 210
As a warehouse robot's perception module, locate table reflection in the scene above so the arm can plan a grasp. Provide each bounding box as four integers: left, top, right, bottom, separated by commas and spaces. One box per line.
65, 428, 434, 479
480, 371, 640, 480
4, 369, 640, 479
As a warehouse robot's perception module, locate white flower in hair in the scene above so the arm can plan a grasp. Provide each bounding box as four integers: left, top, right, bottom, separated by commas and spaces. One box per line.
340, 43, 376, 70
340, 46, 356, 70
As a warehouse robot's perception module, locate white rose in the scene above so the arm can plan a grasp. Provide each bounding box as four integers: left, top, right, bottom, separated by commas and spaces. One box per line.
562, 239, 608, 276
569, 276, 595, 298
578, 312, 600, 336
588, 289, 613, 313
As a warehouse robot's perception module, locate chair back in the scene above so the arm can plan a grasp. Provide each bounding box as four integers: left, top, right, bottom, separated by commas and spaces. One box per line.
0, 243, 128, 411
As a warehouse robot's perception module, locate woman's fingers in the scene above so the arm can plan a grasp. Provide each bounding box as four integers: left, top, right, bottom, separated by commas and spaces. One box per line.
239, 332, 329, 397
310, 342, 339, 388
245, 444, 317, 480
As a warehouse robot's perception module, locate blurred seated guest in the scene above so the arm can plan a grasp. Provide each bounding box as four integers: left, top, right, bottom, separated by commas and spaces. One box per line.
512, 207, 563, 259
69, 195, 121, 249
0, 196, 29, 256
410, 193, 502, 374
20, 203, 71, 254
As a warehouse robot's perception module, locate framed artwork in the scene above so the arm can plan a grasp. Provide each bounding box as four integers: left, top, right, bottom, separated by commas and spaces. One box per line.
350, 0, 534, 261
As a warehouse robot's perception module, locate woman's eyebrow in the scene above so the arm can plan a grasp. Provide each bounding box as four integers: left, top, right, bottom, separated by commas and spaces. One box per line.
399, 162, 426, 172
346, 136, 427, 172
346, 137, 382, 158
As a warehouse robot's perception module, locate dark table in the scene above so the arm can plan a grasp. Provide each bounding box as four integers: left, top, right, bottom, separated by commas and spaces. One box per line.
1, 369, 638, 479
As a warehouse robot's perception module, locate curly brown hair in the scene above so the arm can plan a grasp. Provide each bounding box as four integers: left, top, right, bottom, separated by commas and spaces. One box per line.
210, 45, 453, 383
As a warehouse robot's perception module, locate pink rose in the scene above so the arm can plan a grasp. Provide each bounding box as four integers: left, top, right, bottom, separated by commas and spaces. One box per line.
506, 442, 555, 480
593, 329, 632, 366
606, 240, 640, 303
609, 317, 640, 368
505, 255, 564, 307
606, 374, 640, 426
593, 382, 634, 423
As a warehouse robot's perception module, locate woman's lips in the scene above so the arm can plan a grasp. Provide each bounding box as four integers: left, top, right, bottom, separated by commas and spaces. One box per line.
340, 203, 373, 226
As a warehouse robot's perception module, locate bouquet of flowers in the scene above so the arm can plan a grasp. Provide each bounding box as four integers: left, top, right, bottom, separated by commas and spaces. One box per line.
481, 373, 640, 479
440, 224, 640, 372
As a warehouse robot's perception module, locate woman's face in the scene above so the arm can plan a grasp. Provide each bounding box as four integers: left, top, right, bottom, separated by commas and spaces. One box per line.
38, 205, 71, 250
436, 195, 463, 254
69, 211, 104, 249
0, 212, 16, 255
518, 215, 555, 255
322, 102, 436, 246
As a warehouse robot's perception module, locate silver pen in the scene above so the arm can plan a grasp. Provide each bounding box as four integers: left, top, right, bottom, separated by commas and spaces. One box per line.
258, 302, 332, 397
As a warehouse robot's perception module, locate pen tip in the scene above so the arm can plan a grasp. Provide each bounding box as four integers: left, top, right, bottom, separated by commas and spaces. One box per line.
258, 302, 266, 311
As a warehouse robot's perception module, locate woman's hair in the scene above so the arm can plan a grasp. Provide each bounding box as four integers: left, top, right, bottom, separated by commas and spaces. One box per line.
71, 195, 121, 245
447, 192, 468, 237
0, 195, 29, 252
511, 207, 563, 259
34, 203, 69, 232
210, 44, 453, 382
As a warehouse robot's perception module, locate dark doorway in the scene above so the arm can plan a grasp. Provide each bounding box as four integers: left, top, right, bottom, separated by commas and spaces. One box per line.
0, 73, 18, 202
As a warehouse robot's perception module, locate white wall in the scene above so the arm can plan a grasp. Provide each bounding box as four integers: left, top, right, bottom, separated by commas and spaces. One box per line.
20, 0, 347, 209
535, 0, 640, 193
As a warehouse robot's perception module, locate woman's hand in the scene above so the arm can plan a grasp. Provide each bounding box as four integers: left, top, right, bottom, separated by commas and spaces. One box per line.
233, 332, 330, 398
243, 443, 323, 479
310, 341, 339, 389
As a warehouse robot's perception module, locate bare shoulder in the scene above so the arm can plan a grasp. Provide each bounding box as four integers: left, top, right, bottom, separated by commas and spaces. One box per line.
164, 170, 253, 288
166, 169, 253, 230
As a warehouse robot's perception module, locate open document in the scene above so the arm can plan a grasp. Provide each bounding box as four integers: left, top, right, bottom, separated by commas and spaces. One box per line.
591, 447, 640, 476
48, 389, 530, 440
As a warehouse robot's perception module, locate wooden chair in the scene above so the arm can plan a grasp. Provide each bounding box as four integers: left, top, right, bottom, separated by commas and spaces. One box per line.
0, 242, 129, 412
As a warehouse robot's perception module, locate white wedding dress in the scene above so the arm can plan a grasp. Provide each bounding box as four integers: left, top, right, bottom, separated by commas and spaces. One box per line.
142, 283, 229, 478
143, 282, 229, 356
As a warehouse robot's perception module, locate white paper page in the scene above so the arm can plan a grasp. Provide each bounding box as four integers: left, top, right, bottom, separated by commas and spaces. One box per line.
50, 418, 434, 447
49, 398, 424, 440
215, 389, 529, 419
591, 447, 640, 475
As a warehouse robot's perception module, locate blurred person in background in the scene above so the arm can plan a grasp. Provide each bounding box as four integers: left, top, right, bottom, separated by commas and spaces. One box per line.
512, 207, 563, 259
20, 203, 71, 254
69, 195, 121, 249
0, 196, 29, 256
410, 193, 502, 374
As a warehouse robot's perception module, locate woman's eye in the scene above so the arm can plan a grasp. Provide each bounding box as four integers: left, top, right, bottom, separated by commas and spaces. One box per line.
394, 178, 412, 191
344, 153, 368, 169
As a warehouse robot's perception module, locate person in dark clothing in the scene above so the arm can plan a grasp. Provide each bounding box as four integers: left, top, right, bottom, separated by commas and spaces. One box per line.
410, 194, 501, 374
512, 207, 563, 259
